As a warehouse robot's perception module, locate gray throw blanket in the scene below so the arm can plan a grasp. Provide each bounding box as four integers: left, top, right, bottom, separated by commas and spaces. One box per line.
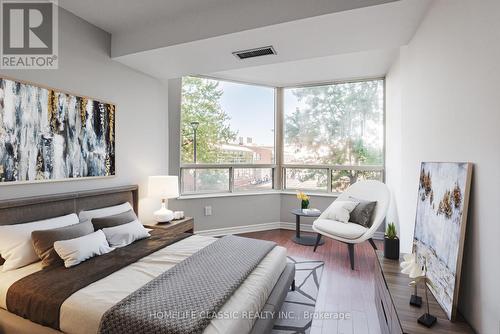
98, 235, 276, 334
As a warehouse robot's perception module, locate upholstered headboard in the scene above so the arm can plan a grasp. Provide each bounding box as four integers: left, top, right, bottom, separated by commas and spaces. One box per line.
0, 185, 139, 226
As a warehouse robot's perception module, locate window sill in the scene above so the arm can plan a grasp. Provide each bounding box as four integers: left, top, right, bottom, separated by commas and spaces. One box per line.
280, 191, 340, 198
177, 190, 339, 200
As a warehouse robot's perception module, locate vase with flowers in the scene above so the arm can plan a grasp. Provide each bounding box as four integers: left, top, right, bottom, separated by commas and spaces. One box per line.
297, 192, 310, 210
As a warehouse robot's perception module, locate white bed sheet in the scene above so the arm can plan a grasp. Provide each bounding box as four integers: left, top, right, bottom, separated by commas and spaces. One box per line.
0, 235, 287, 334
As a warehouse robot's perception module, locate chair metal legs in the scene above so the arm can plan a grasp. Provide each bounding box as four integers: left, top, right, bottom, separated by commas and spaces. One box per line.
368, 238, 378, 250
313, 233, 322, 252
347, 243, 355, 270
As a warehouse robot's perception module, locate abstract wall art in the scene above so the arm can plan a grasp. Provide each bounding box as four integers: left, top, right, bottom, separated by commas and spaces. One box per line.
0, 77, 115, 183
413, 162, 473, 320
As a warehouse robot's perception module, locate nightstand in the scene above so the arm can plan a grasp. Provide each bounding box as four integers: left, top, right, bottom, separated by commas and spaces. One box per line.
145, 217, 194, 235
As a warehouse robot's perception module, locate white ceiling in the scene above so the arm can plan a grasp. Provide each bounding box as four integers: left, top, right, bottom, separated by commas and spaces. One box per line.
112, 0, 430, 83
59, 0, 397, 52
59, 0, 398, 38
60, 0, 239, 34
211, 49, 399, 87
60, 0, 431, 86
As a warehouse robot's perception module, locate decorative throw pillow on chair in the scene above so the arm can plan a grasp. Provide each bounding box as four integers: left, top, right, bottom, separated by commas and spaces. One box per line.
348, 196, 377, 228
323, 201, 358, 223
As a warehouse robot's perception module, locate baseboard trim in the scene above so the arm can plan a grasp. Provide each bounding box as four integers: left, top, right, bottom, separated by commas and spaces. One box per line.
279, 222, 314, 232
197, 222, 385, 240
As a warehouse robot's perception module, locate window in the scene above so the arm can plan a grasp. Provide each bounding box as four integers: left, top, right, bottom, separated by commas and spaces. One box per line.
179, 77, 384, 195
331, 169, 383, 193
234, 168, 273, 192
181, 168, 230, 193
180, 77, 276, 194
284, 168, 328, 191
283, 80, 384, 193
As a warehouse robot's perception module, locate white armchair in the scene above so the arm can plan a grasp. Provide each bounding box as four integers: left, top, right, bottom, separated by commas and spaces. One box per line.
312, 180, 390, 270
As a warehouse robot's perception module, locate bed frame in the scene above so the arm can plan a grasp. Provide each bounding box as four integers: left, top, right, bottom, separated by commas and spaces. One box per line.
0, 186, 294, 334
0, 185, 139, 227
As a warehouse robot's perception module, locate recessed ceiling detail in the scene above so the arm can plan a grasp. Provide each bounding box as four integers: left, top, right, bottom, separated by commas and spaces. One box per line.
112, 0, 431, 81
58, 0, 399, 56
58, 0, 431, 84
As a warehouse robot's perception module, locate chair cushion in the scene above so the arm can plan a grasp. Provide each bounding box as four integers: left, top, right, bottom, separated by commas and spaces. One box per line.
314, 219, 368, 240
321, 200, 359, 223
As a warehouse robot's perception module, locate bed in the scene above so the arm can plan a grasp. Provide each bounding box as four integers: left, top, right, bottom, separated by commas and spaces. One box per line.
0, 186, 295, 334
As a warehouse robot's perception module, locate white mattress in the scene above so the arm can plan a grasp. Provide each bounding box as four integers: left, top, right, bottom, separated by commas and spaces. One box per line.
0, 235, 287, 334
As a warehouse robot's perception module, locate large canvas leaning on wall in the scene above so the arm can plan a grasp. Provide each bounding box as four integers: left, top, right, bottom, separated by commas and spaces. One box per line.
413, 162, 472, 320
0, 77, 115, 183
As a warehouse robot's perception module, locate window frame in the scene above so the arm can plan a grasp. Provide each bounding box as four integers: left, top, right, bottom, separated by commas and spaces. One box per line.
280, 78, 386, 194
281, 164, 385, 194
179, 76, 385, 196
179, 163, 277, 195
179, 76, 278, 195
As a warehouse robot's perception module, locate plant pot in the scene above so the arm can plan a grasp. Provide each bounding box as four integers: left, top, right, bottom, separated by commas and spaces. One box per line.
384, 237, 400, 260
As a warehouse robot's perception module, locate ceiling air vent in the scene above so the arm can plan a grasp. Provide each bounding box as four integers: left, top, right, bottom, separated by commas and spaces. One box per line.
233, 46, 277, 60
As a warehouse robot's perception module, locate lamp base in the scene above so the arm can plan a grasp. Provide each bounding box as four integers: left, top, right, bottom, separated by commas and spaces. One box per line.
153, 200, 174, 223
410, 295, 422, 307
418, 313, 437, 328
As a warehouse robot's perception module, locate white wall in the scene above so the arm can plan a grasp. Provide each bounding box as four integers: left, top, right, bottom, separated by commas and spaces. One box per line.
169, 194, 281, 232
386, 1, 500, 332
385, 51, 403, 236
0, 8, 169, 222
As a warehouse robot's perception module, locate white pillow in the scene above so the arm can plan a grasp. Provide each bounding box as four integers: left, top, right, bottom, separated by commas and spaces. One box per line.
0, 213, 79, 272
102, 220, 150, 248
79, 202, 133, 224
54, 230, 114, 268
322, 200, 359, 223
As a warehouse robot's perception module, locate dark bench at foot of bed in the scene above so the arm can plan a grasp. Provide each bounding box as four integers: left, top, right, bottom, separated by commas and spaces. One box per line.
250, 263, 295, 334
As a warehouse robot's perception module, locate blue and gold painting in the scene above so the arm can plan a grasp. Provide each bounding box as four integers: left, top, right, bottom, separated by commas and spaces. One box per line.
0, 77, 115, 183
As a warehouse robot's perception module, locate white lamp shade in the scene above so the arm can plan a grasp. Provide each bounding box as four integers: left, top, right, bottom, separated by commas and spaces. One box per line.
148, 176, 179, 199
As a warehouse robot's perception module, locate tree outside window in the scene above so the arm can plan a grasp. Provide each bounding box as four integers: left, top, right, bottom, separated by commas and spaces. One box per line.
179, 77, 384, 194
284, 80, 384, 192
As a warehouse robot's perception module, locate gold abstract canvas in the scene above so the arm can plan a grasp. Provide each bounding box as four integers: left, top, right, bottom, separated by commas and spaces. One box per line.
0, 77, 115, 183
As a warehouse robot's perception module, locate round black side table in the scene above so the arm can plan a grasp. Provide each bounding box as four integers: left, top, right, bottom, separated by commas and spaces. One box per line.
290, 208, 325, 246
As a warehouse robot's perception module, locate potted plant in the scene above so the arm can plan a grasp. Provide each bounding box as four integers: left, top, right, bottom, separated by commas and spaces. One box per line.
296, 191, 310, 210
384, 222, 400, 260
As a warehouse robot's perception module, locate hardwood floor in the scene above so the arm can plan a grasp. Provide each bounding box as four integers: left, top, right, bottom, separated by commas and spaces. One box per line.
239, 229, 383, 334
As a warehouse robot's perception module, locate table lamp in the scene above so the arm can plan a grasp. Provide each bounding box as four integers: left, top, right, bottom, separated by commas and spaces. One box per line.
148, 175, 179, 223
